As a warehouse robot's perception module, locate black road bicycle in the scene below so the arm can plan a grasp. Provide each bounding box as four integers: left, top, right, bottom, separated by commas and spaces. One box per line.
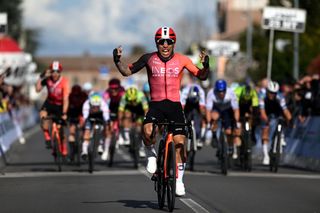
87, 118, 104, 173
151, 120, 189, 212
269, 117, 285, 173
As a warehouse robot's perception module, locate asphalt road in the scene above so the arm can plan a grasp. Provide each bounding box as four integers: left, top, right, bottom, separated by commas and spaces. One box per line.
0, 126, 319, 213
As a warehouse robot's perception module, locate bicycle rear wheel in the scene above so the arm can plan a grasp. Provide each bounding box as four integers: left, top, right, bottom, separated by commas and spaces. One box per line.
130, 128, 140, 169
156, 140, 166, 209
53, 135, 62, 172
273, 131, 281, 173
75, 126, 81, 166
108, 132, 117, 167
166, 141, 176, 212
242, 129, 252, 172
219, 132, 228, 175
88, 129, 98, 173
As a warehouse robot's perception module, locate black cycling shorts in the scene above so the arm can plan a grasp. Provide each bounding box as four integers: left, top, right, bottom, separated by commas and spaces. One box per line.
143, 99, 187, 136
41, 100, 63, 118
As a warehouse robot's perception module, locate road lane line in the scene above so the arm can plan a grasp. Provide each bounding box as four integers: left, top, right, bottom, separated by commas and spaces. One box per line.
0, 170, 142, 178
186, 171, 320, 179
180, 198, 212, 213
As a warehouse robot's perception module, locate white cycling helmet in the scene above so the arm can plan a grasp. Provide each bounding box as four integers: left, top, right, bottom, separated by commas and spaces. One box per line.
83, 82, 93, 92
267, 80, 279, 93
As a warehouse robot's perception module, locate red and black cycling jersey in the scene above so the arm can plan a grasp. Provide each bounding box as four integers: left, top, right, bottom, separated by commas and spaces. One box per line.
128, 52, 200, 102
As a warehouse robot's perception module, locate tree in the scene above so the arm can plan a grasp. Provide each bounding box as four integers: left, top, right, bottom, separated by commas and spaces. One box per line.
239, 0, 320, 82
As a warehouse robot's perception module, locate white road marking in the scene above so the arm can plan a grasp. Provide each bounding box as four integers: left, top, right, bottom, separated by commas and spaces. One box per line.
186, 170, 320, 180
0, 170, 142, 178
180, 198, 211, 213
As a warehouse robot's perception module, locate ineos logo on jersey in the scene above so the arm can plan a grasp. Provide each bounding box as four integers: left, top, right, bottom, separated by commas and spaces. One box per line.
151, 66, 179, 77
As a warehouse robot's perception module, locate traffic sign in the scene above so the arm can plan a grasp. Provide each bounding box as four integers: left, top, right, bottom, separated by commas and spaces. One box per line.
205, 40, 239, 57
262, 6, 306, 33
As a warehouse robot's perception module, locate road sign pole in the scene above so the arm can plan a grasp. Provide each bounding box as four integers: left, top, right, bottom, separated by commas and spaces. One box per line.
293, 0, 300, 80
267, 29, 274, 81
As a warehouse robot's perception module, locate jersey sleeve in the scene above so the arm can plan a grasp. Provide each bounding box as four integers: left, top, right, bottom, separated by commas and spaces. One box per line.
118, 95, 126, 112
251, 90, 259, 107
180, 86, 189, 106
230, 90, 239, 110
277, 93, 287, 110
181, 55, 200, 77
199, 86, 206, 106
206, 89, 214, 111
128, 53, 151, 74
100, 99, 110, 121
82, 100, 90, 120
62, 78, 70, 100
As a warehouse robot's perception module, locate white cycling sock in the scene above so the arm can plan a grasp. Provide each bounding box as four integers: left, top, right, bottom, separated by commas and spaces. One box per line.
124, 128, 130, 140
177, 163, 186, 182
104, 137, 111, 151
263, 144, 268, 157
201, 127, 206, 138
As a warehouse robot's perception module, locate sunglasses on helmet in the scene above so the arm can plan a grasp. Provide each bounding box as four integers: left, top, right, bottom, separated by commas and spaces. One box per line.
157, 39, 175, 45
51, 69, 61, 73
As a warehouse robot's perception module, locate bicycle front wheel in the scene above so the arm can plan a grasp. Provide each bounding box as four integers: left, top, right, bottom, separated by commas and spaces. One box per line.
157, 140, 166, 209
52, 135, 62, 172
219, 132, 228, 175
166, 141, 176, 212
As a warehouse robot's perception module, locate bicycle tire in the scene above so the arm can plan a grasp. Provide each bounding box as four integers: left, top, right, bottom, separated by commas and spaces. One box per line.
273, 130, 281, 173
53, 134, 62, 172
242, 127, 252, 172
166, 141, 176, 212
76, 126, 81, 166
130, 128, 139, 169
88, 127, 98, 173
157, 139, 166, 209
108, 132, 117, 167
219, 131, 228, 175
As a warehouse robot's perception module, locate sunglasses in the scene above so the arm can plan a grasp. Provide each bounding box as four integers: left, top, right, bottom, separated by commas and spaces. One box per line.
157, 39, 175, 45
51, 70, 61, 73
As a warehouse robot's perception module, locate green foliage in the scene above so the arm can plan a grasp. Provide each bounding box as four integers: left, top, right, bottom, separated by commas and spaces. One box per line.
239, 0, 320, 82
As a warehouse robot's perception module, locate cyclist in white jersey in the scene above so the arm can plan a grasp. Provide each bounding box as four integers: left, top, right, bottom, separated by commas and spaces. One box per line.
206, 79, 240, 158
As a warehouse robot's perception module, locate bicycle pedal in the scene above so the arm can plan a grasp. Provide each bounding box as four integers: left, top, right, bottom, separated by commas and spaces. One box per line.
151, 174, 157, 181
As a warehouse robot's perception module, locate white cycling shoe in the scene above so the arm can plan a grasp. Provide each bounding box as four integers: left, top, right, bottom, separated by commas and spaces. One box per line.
262, 155, 270, 165
146, 156, 157, 174
176, 181, 186, 196
101, 151, 109, 161
98, 144, 104, 155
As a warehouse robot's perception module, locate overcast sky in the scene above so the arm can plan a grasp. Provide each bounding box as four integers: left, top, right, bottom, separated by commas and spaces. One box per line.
22, 0, 217, 56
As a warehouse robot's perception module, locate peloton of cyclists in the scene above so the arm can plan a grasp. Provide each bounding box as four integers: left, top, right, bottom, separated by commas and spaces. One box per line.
113, 26, 209, 196
36, 61, 69, 157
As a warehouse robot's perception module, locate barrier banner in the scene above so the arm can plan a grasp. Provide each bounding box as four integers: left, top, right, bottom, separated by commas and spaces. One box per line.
283, 117, 320, 171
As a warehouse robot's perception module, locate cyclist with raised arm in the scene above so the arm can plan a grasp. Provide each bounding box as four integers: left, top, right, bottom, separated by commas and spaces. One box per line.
259, 80, 292, 165
113, 26, 209, 196
35, 61, 69, 157
81, 92, 111, 161
67, 84, 88, 162
206, 79, 240, 160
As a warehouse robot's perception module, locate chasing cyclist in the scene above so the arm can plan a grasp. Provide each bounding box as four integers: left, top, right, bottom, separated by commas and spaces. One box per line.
113, 26, 209, 196
81, 92, 111, 161
35, 61, 69, 157
259, 80, 292, 165
234, 83, 259, 144
206, 79, 240, 160
67, 84, 88, 162
118, 87, 149, 158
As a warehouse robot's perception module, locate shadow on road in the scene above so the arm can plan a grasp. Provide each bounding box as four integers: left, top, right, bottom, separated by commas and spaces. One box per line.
82, 199, 159, 210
